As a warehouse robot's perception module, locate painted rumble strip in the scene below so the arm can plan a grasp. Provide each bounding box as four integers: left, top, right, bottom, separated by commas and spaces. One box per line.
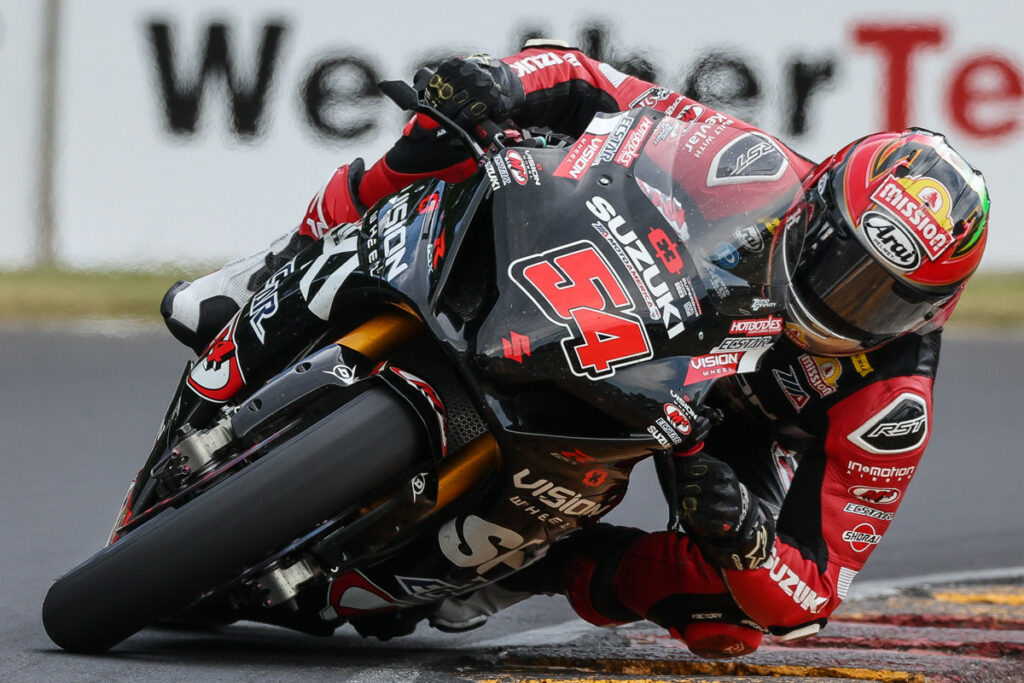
474, 571, 1024, 683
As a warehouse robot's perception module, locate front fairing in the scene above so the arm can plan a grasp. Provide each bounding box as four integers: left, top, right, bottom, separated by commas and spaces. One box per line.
375, 109, 804, 450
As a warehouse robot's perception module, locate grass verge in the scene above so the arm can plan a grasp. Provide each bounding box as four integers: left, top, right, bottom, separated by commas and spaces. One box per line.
0, 268, 1021, 329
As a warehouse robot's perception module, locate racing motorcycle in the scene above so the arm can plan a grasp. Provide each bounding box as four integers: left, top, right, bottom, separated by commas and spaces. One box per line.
42, 76, 805, 652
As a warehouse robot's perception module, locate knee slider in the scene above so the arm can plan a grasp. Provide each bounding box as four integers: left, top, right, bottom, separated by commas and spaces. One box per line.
672, 621, 763, 659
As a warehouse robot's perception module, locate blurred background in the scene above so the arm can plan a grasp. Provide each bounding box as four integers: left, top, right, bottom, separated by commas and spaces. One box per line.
1, 0, 1022, 272
1, 3, 1022, 677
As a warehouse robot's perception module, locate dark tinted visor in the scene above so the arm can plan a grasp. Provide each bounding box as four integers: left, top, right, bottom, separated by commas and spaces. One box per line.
793, 193, 950, 340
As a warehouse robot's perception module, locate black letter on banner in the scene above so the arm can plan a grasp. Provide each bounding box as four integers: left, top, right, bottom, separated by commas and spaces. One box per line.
147, 21, 287, 138
302, 54, 381, 142
786, 57, 836, 136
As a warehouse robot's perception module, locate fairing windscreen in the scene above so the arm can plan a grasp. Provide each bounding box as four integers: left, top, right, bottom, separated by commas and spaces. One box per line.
631, 119, 806, 316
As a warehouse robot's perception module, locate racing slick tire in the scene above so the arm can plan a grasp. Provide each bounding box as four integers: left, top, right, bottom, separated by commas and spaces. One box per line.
42, 388, 422, 652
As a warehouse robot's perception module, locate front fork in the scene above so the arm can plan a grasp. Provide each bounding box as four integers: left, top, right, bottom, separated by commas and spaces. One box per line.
121, 303, 501, 543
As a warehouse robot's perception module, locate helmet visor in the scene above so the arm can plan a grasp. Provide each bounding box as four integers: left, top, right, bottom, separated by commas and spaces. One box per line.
792, 197, 950, 344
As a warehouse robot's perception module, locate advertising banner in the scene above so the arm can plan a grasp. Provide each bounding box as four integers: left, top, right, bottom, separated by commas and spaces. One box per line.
9, 0, 1024, 269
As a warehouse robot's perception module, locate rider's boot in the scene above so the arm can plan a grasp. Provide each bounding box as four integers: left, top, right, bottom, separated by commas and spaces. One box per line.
429, 584, 533, 632
161, 160, 367, 354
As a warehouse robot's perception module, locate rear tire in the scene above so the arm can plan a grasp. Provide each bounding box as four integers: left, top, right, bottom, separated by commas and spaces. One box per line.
42, 388, 422, 652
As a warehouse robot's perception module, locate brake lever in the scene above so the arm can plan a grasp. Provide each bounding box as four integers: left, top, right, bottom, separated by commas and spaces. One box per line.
377, 78, 490, 162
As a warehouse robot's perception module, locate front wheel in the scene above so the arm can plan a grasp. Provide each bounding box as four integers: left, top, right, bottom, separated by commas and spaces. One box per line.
42, 388, 423, 652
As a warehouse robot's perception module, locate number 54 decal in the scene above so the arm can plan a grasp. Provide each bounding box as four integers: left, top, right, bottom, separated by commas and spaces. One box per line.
510, 240, 653, 379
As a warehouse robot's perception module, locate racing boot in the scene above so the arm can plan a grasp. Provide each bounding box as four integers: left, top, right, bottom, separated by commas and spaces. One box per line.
161, 229, 313, 354
429, 583, 533, 633
161, 160, 367, 354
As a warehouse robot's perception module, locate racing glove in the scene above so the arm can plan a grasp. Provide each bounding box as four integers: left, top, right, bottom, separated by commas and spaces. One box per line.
678, 452, 775, 571
424, 55, 524, 138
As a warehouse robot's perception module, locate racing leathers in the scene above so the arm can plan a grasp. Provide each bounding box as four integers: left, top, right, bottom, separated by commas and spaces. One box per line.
176, 42, 942, 656
344, 43, 937, 654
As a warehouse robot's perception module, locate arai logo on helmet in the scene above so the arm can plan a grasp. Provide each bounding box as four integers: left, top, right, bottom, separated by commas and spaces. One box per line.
862, 212, 920, 270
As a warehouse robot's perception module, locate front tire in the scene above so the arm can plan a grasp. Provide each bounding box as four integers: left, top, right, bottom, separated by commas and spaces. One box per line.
42, 388, 423, 652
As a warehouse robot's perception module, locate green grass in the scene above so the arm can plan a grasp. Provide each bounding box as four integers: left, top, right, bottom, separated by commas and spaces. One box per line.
0, 267, 211, 321
0, 267, 1021, 329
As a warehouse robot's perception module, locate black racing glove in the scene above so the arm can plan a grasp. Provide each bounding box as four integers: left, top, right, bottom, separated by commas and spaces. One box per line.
424, 55, 524, 135
678, 453, 775, 571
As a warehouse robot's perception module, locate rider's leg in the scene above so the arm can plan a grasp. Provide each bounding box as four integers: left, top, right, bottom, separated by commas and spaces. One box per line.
161, 160, 367, 354
162, 112, 481, 354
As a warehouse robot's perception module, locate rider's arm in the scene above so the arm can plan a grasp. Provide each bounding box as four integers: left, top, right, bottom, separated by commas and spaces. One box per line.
720, 372, 934, 636
355, 44, 704, 211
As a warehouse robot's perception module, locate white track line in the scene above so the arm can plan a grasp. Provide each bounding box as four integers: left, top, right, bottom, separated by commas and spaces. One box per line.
848, 565, 1024, 600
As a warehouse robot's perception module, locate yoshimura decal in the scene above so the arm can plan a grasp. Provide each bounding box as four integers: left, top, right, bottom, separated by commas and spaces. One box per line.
847, 393, 928, 454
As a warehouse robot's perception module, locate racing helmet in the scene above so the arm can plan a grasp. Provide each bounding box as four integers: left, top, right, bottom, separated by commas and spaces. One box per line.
786, 129, 989, 356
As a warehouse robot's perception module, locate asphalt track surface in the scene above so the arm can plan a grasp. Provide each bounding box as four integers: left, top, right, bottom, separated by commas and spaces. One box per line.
2, 324, 1022, 681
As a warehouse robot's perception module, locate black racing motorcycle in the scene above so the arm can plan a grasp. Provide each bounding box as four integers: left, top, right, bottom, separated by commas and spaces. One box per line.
42, 78, 804, 652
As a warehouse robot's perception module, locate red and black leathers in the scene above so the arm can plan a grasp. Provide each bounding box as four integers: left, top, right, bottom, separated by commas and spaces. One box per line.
296, 43, 940, 655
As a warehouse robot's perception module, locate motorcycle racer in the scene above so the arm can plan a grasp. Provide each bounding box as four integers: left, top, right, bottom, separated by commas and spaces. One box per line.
161, 41, 990, 659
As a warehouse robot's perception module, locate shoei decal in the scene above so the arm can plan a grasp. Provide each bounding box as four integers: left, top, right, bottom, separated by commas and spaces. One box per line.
847, 392, 928, 454
706, 132, 789, 186
862, 211, 921, 270
187, 315, 245, 403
